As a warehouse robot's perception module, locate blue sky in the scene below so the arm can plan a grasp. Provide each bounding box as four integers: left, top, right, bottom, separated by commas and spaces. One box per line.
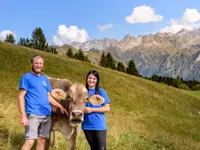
1, 0, 200, 45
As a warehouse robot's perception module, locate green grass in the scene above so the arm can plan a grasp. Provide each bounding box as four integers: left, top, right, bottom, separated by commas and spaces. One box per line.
187, 90, 200, 97
1, 42, 200, 150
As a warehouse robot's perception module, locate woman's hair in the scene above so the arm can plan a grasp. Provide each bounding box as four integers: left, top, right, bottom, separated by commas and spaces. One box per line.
86, 70, 100, 94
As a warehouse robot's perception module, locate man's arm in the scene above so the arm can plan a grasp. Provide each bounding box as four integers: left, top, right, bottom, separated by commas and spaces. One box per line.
18, 89, 28, 126
48, 93, 69, 116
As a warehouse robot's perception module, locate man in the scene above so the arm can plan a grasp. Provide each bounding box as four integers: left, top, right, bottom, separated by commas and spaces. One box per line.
18, 55, 67, 150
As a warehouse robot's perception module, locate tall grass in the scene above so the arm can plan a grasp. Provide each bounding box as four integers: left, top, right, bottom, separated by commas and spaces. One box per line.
0, 43, 200, 149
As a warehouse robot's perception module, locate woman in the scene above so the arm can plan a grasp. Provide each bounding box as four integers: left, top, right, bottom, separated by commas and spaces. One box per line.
82, 70, 110, 150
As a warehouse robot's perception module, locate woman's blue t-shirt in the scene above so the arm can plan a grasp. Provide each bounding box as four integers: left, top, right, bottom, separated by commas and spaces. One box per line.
82, 88, 110, 130
19, 72, 52, 115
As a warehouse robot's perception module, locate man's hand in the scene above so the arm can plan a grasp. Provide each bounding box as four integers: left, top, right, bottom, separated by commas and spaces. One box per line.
84, 107, 93, 114
59, 105, 69, 116
18, 89, 28, 126
48, 92, 69, 116
20, 115, 28, 126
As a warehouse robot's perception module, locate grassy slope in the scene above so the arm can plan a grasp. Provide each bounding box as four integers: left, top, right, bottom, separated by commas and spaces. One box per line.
0, 42, 200, 150
53, 44, 79, 55
55, 44, 102, 66
187, 90, 200, 97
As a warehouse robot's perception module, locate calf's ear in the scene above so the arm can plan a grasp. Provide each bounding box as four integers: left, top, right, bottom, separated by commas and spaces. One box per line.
51, 88, 67, 100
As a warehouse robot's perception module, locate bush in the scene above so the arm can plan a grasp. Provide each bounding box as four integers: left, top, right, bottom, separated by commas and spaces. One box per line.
192, 84, 200, 90
177, 84, 190, 90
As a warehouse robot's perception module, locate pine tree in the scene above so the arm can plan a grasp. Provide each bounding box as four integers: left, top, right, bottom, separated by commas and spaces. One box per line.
74, 49, 85, 61
4, 33, 15, 43
53, 48, 58, 54
172, 76, 182, 87
73, 53, 78, 59
126, 59, 139, 76
105, 52, 116, 69
78, 49, 85, 61
18, 38, 26, 46
19, 38, 31, 46
84, 55, 90, 63
117, 61, 125, 72
31, 27, 48, 51
66, 47, 73, 58
48, 47, 57, 54
99, 51, 107, 67
151, 75, 159, 81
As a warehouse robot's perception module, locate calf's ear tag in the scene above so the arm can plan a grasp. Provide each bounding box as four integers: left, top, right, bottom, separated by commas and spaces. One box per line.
88, 95, 105, 105
51, 88, 67, 100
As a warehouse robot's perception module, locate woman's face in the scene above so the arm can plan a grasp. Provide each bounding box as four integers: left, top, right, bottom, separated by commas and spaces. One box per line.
87, 74, 97, 89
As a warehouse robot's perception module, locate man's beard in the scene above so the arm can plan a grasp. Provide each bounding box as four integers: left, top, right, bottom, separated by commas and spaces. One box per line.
32, 67, 42, 75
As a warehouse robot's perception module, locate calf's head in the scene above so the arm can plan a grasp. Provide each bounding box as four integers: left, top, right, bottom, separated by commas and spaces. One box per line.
51, 82, 88, 127
67, 83, 88, 127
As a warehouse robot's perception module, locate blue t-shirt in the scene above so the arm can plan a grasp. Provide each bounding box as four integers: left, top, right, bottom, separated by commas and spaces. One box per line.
82, 88, 110, 130
19, 72, 52, 115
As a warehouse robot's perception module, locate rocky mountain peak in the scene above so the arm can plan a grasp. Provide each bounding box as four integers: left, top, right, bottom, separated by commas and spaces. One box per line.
122, 34, 134, 41
176, 28, 190, 35
58, 28, 200, 81
69, 28, 200, 54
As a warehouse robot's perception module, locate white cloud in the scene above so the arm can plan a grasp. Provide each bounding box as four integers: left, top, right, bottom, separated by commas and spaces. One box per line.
179, 9, 200, 24
0, 30, 16, 41
126, 5, 163, 24
160, 23, 193, 33
52, 25, 89, 46
97, 24, 113, 31
161, 8, 200, 33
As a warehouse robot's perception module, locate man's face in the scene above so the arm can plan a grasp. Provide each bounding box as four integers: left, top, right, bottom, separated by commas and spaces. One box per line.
32, 57, 44, 74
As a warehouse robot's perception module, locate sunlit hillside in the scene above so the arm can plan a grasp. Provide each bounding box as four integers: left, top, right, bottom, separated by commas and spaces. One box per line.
0, 42, 200, 150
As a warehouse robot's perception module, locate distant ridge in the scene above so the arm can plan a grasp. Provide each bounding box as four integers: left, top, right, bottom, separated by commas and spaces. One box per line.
67, 28, 200, 81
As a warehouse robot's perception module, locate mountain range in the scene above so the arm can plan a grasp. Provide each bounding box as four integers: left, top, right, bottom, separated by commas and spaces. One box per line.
60, 28, 200, 81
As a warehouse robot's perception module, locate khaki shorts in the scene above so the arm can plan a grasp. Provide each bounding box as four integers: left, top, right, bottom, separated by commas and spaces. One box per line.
25, 114, 51, 140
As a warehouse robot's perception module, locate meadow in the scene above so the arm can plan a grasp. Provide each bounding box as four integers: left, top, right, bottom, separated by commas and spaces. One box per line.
0, 42, 200, 150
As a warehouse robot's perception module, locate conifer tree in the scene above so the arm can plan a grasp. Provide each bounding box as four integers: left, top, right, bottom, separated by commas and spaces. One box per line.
117, 61, 126, 72
99, 51, 107, 67
74, 49, 85, 61
49, 47, 57, 54
105, 52, 116, 69
31, 27, 48, 51
18, 38, 31, 46
4, 33, 15, 43
84, 55, 90, 62
66, 47, 73, 58
126, 59, 139, 76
